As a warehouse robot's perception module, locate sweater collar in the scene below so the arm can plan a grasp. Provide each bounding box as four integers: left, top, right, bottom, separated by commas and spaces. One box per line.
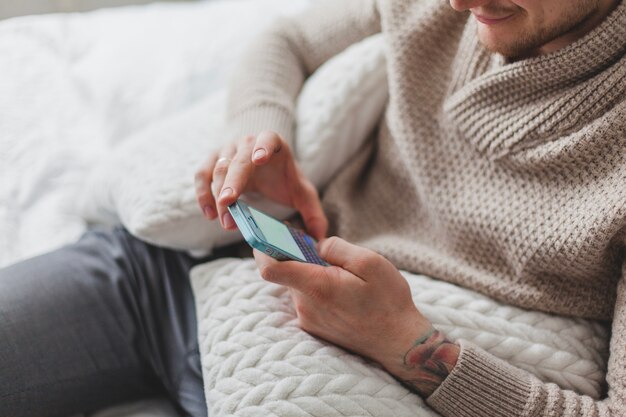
443, 1, 626, 159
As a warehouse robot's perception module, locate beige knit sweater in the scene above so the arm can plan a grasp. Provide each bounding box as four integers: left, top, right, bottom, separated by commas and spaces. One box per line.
225, 0, 626, 415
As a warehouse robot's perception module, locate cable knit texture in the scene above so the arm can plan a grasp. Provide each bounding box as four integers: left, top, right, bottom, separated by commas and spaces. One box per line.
225, 0, 626, 415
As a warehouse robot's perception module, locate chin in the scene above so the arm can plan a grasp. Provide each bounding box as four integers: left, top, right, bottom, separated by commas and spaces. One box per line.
480, 39, 518, 57
478, 35, 509, 55
477, 30, 535, 59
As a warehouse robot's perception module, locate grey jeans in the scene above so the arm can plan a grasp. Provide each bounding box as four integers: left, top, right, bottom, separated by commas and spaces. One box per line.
0, 226, 222, 417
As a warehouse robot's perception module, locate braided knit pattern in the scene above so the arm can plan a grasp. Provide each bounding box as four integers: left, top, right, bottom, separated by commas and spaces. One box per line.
191, 259, 608, 417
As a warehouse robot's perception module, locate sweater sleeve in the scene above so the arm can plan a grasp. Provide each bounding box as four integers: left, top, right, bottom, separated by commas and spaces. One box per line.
224, 0, 381, 145
426, 267, 626, 417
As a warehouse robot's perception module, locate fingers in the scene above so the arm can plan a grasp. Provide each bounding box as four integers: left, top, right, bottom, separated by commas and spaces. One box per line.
196, 130, 326, 237
251, 131, 284, 165
208, 143, 237, 228
216, 131, 288, 229
215, 137, 256, 228
268, 139, 327, 239
318, 237, 388, 281
253, 249, 332, 299
195, 152, 219, 219
291, 175, 328, 240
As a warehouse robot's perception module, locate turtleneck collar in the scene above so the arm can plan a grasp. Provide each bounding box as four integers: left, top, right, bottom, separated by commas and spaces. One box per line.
443, 0, 626, 159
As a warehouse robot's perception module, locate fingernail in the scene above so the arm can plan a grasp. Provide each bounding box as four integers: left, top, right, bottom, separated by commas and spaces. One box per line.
219, 187, 233, 200
203, 205, 215, 218
253, 149, 266, 161
223, 212, 235, 229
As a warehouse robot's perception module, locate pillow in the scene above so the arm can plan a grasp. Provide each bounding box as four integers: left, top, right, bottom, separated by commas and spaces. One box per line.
294, 34, 388, 188
79, 34, 387, 252
190, 258, 608, 416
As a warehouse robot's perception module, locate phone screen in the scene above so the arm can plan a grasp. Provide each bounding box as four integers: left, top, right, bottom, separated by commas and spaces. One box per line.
248, 207, 306, 261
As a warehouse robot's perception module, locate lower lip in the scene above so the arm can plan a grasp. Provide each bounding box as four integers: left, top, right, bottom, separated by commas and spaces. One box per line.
474, 14, 514, 25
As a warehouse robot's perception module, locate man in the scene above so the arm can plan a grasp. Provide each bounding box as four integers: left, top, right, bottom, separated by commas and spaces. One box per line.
1, 0, 624, 416
196, 0, 625, 415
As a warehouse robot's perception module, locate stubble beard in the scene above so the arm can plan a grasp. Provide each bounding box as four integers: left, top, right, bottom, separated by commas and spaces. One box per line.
479, 2, 598, 59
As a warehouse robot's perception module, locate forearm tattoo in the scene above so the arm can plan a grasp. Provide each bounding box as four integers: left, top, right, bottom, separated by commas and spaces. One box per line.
401, 328, 460, 397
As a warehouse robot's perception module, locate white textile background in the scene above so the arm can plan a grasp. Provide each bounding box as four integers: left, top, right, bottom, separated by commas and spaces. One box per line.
0, 0, 196, 21
0, 0, 309, 268
0, 2, 308, 415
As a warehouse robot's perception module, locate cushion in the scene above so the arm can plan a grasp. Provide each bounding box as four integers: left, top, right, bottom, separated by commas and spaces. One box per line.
79, 33, 387, 252
190, 258, 609, 417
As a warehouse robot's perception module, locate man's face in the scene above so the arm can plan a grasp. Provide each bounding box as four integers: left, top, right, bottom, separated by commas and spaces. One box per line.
449, 0, 616, 58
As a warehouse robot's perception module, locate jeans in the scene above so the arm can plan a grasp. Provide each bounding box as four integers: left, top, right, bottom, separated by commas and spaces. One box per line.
0, 226, 219, 417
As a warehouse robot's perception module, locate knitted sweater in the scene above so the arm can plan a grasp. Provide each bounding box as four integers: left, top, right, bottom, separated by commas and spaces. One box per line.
225, 0, 626, 415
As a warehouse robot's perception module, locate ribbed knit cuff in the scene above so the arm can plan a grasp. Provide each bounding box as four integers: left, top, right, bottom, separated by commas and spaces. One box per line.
426, 340, 535, 417
227, 105, 295, 146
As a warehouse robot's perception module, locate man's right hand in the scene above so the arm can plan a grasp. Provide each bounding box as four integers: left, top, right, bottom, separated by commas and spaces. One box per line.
194, 131, 328, 240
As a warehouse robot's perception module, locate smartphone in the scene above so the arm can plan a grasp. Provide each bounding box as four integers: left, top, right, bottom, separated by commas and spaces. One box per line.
228, 200, 328, 266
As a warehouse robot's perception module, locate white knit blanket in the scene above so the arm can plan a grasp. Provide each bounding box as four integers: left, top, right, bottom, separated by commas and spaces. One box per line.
191, 259, 609, 417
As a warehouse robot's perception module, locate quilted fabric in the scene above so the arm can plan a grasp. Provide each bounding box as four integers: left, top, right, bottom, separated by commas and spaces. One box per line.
191, 258, 609, 417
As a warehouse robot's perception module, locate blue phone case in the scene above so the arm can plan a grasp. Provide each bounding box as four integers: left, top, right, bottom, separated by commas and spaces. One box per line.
228, 201, 327, 266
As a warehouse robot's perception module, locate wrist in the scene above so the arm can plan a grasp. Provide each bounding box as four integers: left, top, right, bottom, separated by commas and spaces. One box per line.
385, 326, 460, 398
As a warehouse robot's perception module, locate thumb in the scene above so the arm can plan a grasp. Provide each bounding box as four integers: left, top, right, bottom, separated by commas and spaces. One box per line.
318, 237, 384, 280
254, 250, 330, 298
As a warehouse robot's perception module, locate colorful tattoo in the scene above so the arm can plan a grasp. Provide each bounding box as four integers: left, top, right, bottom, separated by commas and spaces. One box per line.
400, 328, 460, 397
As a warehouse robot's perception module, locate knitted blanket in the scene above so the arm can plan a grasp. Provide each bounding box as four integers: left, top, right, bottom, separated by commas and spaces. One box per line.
191, 258, 609, 417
